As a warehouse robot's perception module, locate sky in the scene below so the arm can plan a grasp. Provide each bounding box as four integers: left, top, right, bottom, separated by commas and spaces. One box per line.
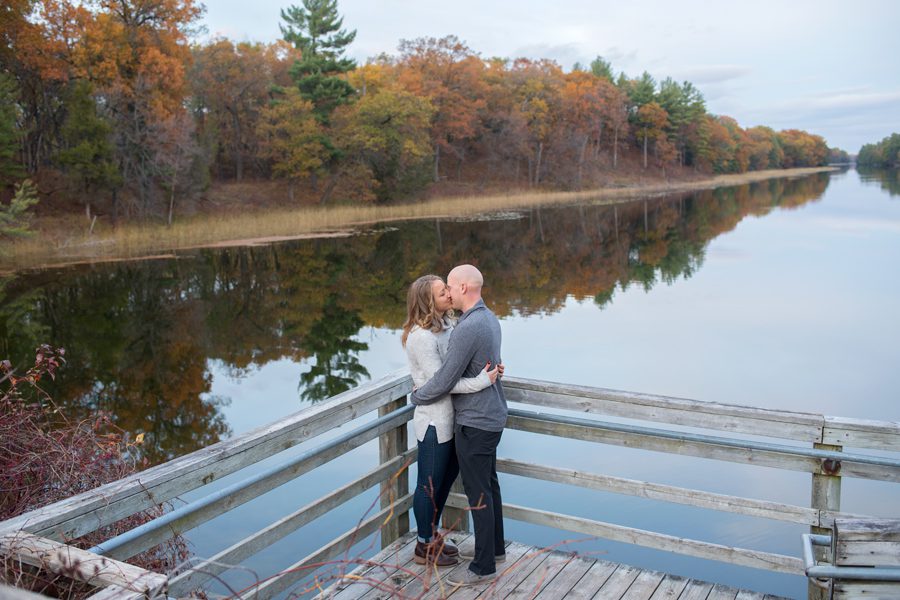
200, 0, 900, 153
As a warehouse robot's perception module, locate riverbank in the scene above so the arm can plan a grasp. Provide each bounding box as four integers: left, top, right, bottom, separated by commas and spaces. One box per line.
1, 167, 835, 274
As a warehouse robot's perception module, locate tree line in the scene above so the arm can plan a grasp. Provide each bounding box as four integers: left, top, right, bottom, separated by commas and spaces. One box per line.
0, 174, 831, 460
858, 133, 900, 168
1, 0, 835, 224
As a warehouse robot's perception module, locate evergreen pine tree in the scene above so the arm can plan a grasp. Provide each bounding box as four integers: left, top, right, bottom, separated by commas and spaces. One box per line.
57, 80, 121, 218
0, 179, 38, 240
280, 0, 357, 121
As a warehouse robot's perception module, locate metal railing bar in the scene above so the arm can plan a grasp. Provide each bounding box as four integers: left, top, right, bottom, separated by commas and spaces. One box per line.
508, 407, 900, 469
88, 404, 414, 557
167, 447, 417, 595
802, 534, 900, 581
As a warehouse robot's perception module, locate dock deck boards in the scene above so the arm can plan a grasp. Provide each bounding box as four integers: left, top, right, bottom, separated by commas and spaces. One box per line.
317, 533, 791, 600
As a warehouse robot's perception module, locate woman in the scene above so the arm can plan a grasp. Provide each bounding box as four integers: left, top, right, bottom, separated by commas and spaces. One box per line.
402, 274, 500, 567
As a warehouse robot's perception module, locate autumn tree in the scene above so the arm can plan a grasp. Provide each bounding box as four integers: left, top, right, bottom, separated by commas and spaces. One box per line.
507, 58, 563, 185
605, 83, 629, 170
333, 88, 433, 201
150, 111, 204, 225
559, 71, 602, 187
474, 58, 531, 182
257, 87, 328, 201
635, 102, 668, 169
779, 129, 828, 168
3, 0, 83, 173
397, 36, 486, 182
746, 126, 782, 170
280, 0, 357, 120
190, 40, 300, 181
705, 115, 736, 173
71, 0, 204, 217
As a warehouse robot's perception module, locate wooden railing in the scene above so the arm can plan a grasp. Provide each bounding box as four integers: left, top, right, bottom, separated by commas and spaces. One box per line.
1, 371, 899, 599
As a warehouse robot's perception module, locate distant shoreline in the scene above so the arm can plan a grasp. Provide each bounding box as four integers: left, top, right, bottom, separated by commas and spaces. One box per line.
2, 166, 837, 275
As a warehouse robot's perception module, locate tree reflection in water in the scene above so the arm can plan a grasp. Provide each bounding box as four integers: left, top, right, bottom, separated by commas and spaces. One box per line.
298, 295, 369, 403
0, 172, 834, 463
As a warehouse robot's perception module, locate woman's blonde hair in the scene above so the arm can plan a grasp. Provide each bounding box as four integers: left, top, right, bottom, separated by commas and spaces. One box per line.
401, 274, 447, 347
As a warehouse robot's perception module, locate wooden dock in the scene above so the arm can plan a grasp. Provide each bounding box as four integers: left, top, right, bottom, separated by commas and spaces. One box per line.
319, 532, 790, 600
2, 370, 899, 599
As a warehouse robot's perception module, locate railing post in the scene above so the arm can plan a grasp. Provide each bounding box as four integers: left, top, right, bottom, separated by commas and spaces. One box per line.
378, 397, 409, 548
442, 476, 470, 534
809, 442, 842, 600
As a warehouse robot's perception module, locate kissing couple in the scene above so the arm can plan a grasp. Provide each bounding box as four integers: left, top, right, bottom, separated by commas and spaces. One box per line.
402, 264, 509, 587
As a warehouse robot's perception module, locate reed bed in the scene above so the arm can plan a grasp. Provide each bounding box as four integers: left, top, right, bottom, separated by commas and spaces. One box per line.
1, 167, 834, 273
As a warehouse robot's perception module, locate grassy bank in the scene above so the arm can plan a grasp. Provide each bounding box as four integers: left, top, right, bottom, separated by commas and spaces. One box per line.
2, 167, 835, 274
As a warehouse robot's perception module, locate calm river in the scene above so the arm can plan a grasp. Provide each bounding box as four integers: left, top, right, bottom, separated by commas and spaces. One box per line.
2, 168, 899, 598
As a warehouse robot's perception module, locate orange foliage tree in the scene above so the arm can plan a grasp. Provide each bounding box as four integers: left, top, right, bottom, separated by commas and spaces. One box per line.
396, 36, 486, 182
190, 40, 300, 181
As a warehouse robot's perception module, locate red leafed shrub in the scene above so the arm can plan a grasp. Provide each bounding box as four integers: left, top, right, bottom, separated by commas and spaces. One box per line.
1, 345, 190, 597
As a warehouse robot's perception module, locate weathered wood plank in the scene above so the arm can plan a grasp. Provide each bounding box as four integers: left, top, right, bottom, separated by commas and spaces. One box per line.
595, 564, 643, 598
448, 543, 552, 600
444, 497, 804, 575
411, 538, 519, 600
105, 405, 414, 560
677, 580, 714, 600
352, 533, 444, 600
378, 398, 409, 548
240, 493, 414, 600
85, 583, 166, 600
560, 559, 618, 599
503, 378, 825, 442
823, 416, 900, 450
497, 458, 819, 525
508, 552, 593, 598
323, 534, 422, 600
530, 552, 596, 599
506, 414, 900, 483
0, 533, 166, 596
0, 371, 413, 542
734, 591, 767, 599
706, 583, 739, 600
832, 580, 900, 599
168, 449, 416, 596
834, 518, 900, 567
621, 569, 666, 599
649, 575, 689, 599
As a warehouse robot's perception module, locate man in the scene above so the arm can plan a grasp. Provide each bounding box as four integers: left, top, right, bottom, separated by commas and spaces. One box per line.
411, 264, 508, 587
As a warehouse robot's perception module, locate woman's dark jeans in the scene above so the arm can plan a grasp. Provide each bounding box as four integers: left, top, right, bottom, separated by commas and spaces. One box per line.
413, 425, 460, 543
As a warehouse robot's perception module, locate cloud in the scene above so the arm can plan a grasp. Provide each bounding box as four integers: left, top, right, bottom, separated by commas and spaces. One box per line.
771, 88, 900, 114
672, 64, 753, 85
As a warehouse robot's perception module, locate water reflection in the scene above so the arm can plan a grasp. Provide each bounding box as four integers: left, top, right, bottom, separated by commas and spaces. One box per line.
298, 295, 369, 402
858, 167, 900, 197
0, 172, 832, 462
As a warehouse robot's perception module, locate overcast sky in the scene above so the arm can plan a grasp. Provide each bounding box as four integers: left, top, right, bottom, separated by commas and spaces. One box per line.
201, 0, 899, 153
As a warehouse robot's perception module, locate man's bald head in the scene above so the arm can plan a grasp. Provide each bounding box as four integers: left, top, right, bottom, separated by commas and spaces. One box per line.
449, 264, 483, 289
447, 264, 484, 312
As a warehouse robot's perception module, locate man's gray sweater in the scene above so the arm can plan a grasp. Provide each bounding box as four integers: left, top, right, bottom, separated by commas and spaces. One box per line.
410, 299, 507, 432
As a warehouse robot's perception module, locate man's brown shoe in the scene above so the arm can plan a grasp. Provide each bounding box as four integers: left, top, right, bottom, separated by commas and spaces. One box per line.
414, 541, 458, 567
